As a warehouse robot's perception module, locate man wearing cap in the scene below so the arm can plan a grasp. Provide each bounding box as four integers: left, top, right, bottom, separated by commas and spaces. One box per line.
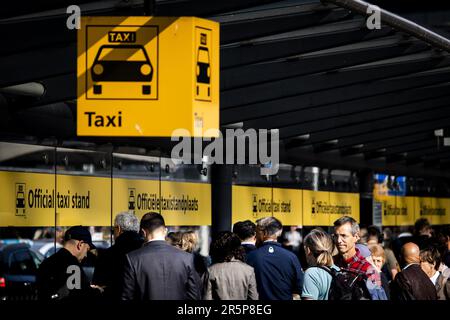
36, 226, 101, 300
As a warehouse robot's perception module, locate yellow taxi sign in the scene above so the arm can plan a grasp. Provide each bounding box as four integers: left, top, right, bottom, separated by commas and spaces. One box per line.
77, 16, 219, 137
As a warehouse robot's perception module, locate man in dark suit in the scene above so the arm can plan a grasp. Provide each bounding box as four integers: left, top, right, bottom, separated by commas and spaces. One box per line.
121, 212, 201, 300
233, 220, 257, 255
391, 242, 437, 300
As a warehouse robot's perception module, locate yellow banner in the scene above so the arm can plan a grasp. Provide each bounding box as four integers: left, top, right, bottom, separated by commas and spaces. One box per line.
232, 186, 273, 224
112, 177, 159, 222
56, 175, 111, 226
375, 194, 396, 226
328, 192, 360, 224
0, 171, 111, 227
432, 198, 450, 225
302, 190, 330, 226
415, 197, 450, 225
303, 191, 359, 226
395, 196, 415, 226
0, 171, 55, 227
160, 181, 211, 226
272, 188, 302, 226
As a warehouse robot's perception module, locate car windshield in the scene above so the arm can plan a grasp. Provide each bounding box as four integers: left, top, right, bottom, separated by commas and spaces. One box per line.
97, 47, 147, 62
197, 48, 209, 64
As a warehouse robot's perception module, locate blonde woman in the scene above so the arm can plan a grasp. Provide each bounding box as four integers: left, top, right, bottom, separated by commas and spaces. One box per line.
301, 228, 339, 300
181, 231, 198, 253
181, 230, 209, 278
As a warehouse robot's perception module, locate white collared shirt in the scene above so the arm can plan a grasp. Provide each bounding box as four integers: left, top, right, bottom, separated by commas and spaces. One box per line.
430, 271, 441, 285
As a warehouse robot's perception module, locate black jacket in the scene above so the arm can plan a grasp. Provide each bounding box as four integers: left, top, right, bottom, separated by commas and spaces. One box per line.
92, 231, 143, 299
391, 264, 437, 300
36, 248, 97, 301
242, 243, 257, 255
121, 240, 201, 300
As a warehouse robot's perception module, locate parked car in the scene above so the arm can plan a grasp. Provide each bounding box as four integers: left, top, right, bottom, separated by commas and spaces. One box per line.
31, 239, 63, 259
0, 243, 44, 301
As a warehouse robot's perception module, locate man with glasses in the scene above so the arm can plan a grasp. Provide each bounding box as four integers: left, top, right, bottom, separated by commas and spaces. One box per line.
36, 226, 102, 300
93, 212, 143, 299
333, 216, 387, 300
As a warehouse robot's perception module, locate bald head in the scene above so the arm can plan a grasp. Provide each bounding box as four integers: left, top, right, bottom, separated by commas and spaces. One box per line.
401, 242, 420, 265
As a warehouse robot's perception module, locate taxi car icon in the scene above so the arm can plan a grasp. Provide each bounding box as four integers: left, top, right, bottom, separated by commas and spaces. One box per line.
91, 44, 153, 95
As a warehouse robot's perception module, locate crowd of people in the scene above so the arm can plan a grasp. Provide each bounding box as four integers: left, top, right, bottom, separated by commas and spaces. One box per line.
35, 212, 450, 301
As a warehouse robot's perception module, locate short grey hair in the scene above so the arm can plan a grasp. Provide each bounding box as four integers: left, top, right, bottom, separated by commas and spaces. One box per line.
114, 212, 140, 233
256, 217, 283, 237
333, 216, 360, 236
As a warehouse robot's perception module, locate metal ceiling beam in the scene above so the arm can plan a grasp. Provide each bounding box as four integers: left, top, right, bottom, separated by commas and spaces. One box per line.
323, 0, 450, 53
221, 18, 393, 68
213, 4, 350, 44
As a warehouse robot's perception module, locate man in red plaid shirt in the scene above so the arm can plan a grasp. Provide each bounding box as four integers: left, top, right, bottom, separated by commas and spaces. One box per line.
333, 216, 387, 300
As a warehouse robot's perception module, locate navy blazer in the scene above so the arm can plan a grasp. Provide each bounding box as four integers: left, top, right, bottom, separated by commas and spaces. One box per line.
246, 241, 304, 300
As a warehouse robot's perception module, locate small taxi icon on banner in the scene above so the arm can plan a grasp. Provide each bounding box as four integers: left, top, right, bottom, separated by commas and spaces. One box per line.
77, 17, 219, 137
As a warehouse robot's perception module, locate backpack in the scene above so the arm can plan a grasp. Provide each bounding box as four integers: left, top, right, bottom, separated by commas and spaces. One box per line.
320, 266, 372, 300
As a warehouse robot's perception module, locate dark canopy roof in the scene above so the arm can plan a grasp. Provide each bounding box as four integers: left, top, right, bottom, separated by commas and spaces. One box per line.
1, 0, 450, 179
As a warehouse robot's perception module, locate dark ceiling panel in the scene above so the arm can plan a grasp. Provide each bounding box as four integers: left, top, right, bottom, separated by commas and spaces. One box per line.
222, 66, 450, 124
221, 36, 429, 90
280, 103, 450, 142
221, 52, 448, 108
242, 82, 450, 130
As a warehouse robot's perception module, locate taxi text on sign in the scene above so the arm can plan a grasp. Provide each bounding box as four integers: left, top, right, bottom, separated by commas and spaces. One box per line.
77, 17, 219, 137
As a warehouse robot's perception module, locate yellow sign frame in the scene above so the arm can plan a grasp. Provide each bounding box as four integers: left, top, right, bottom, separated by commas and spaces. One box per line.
77, 16, 220, 137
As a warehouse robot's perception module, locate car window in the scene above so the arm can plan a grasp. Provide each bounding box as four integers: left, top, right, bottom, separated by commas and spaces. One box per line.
197, 47, 209, 63
97, 47, 147, 62
29, 250, 43, 268
9, 250, 37, 275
